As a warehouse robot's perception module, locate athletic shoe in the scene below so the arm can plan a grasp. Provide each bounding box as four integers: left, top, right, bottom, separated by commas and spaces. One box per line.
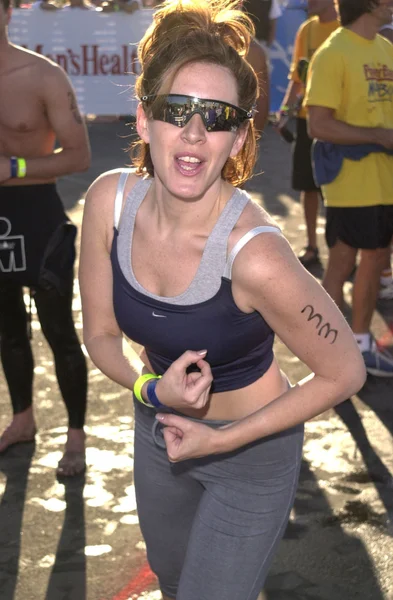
378, 281, 393, 300
362, 340, 393, 377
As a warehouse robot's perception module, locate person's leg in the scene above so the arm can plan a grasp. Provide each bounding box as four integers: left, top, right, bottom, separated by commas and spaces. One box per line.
325, 205, 393, 376
176, 424, 304, 600
352, 243, 393, 377
378, 208, 393, 299
300, 189, 321, 262
378, 239, 393, 300
292, 118, 321, 266
133, 401, 204, 600
322, 207, 358, 309
352, 246, 391, 334
0, 281, 37, 452
322, 239, 357, 309
33, 270, 87, 475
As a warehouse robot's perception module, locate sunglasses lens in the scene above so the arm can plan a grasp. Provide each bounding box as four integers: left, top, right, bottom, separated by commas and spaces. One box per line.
150, 95, 245, 131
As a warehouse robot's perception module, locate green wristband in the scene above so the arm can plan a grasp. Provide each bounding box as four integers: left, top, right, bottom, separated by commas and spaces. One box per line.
279, 105, 290, 115
134, 373, 160, 405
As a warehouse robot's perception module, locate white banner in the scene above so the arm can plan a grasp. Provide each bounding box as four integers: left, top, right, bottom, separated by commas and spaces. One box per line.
8, 9, 154, 115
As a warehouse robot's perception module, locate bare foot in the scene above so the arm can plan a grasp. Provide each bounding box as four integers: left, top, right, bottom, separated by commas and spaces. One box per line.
0, 422, 37, 453
56, 428, 86, 477
0, 410, 37, 453
56, 451, 86, 477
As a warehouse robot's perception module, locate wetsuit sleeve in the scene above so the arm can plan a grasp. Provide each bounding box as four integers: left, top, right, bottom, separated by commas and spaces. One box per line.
304, 46, 344, 110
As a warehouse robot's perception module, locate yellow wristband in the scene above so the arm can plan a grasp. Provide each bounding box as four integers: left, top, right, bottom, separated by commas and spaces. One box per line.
16, 158, 27, 179
134, 373, 160, 405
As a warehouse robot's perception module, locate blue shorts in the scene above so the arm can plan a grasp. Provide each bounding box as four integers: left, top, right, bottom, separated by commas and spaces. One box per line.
133, 400, 304, 600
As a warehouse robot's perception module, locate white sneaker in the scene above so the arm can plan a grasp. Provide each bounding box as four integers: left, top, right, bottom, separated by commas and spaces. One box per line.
379, 281, 393, 300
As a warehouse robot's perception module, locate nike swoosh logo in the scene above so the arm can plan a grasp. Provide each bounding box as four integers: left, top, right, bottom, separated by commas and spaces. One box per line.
152, 311, 167, 318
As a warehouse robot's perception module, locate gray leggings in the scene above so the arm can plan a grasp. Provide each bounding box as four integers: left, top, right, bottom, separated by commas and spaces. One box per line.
133, 400, 304, 600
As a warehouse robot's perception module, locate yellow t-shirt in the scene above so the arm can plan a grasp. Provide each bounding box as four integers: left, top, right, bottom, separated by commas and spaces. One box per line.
289, 16, 339, 119
305, 28, 393, 207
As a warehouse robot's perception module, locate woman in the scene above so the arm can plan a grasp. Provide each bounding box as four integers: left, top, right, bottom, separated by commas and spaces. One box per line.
79, 1, 366, 598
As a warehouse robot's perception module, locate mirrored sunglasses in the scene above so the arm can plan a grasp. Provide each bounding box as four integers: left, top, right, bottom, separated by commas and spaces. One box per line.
141, 94, 253, 132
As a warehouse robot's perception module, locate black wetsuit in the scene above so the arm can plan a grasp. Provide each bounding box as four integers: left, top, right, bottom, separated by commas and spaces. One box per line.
0, 184, 87, 429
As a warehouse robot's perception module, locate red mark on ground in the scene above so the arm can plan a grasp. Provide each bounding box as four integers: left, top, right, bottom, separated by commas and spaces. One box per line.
109, 561, 156, 600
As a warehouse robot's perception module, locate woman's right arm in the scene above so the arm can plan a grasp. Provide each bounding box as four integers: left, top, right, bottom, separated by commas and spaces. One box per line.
79, 172, 145, 391
79, 172, 213, 408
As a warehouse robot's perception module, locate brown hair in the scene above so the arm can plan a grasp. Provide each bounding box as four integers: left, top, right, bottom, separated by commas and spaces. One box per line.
131, 0, 258, 187
336, 0, 379, 26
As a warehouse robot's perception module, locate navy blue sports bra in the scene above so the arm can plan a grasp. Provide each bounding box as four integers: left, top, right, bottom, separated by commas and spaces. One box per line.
111, 172, 282, 393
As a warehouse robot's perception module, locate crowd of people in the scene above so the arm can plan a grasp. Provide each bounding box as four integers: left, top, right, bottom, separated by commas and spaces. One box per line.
16, 0, 158, 11
278, 0, 393, 377
12, 0, 285, 29
0, 0, 392, 598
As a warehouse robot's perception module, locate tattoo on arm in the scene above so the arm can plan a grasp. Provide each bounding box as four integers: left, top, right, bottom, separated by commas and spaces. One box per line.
301, 304, 338, 344
68, 92, 83, 125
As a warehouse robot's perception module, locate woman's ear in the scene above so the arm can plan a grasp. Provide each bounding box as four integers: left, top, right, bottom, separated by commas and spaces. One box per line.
136, 103, 150, 144
230, 122, 249, 158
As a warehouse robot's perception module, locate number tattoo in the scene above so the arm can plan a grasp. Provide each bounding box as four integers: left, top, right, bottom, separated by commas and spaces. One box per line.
301, 304, 338, 344
68, 92, 83, 125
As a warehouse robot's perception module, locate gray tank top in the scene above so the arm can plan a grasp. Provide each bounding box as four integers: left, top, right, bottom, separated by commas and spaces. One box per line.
115, 172, 281, 306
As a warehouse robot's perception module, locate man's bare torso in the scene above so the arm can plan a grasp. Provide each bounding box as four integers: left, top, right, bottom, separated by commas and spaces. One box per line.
0, 45, 58, 185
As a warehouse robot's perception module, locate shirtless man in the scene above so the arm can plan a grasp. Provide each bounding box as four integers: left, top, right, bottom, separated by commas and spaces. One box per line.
0, 0, 91, 476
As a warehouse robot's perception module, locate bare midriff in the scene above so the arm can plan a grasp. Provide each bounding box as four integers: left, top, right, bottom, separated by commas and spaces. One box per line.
141, 348, 289, 421
180, 358, 289, 421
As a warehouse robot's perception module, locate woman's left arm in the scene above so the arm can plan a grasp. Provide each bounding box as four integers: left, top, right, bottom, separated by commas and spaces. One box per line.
157, 233, 366, 460
214, 232, 367, 452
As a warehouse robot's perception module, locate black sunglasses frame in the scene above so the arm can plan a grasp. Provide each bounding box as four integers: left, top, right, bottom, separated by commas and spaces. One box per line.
141, 94, 253, 132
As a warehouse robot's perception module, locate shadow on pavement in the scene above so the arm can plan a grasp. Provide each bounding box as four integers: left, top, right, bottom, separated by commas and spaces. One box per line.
45, 475, 87, 600
263, 458, 386, 600
0, 442, 36, 600
0, 444, 87, 600
334, 398, 393, 523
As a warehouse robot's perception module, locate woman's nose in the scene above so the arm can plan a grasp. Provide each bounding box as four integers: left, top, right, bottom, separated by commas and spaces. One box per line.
181, 113, 207, 144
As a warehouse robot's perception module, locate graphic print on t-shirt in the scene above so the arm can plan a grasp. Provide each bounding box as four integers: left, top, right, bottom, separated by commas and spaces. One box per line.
0, 217, 27, 273
364, 62, 393, 103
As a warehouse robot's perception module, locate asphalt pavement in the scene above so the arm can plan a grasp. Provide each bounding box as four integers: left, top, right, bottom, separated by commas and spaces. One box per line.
0, 121, 392, 600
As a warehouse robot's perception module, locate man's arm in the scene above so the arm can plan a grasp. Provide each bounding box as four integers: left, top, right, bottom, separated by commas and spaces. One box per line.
279, 79, 303, 113
247, 40, 269, 134
275, 21, 304, 130
267, 19, 277, 47
305, 47, 393, 147
2, 62, 91, 182
307, 106, 393, 147
267, 0, 281, 47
